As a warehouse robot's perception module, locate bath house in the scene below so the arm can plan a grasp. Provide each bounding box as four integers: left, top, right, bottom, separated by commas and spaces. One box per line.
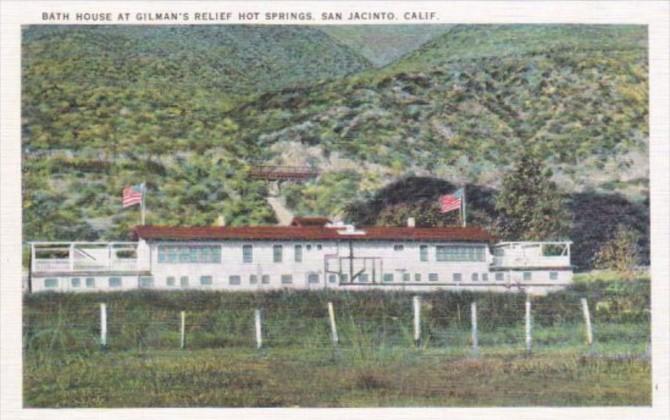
27, 217, 573, 294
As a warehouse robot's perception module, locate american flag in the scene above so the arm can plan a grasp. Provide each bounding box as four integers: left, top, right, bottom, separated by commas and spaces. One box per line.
122, 183, 144, 208
440, 188, 464, 213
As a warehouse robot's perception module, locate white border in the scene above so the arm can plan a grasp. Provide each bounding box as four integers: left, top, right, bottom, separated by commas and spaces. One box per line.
1, 1, 669, 419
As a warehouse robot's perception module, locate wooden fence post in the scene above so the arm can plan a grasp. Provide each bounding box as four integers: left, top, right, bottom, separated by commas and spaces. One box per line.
525, 297, 532, 354
100, 303, 107, 349
581, 298, 593, 346
255, 309, 263, 349
413, 295, 421, 346
327, 302, 338, 345
471, 301, 478, 354
180, 311, 186, 350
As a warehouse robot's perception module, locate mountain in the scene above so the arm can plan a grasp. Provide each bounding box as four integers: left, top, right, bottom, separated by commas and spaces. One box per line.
23, 25, 372, 95
320, 25, 453, 67
21, 24, 650, 270
236, 24, 648, 205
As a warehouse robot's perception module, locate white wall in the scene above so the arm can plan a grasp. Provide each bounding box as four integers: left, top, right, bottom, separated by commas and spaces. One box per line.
29, 239, 573, 293
147, 240, 496, 291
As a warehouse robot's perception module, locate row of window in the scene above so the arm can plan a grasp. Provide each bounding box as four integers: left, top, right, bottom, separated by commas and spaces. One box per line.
43, 271, 561, 289
157, 244, 487, 265
44, 277, 122, 288
157, 246, 222, 264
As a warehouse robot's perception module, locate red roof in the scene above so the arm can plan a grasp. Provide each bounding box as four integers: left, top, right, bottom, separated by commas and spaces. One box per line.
290, 216, 332, 227
132, 225, 493, 242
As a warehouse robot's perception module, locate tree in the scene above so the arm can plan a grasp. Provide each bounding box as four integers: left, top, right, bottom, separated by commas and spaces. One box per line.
495, 151, 569, 241
593, 224, 640, 279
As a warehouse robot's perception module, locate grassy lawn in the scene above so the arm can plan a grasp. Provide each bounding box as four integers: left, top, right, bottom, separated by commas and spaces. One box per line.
23, 278, 650, 407
24, 346, 650, 407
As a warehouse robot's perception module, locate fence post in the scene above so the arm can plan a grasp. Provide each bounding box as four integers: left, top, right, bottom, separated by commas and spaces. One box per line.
471, 301, 478, 355
413, 295, 421, 347
525, 297, 532, 354
255, 309, 263, 349
327, 301, 339, 345
99, 303, 107, 349
581, 298, 593, 346
180, 311, 186, 350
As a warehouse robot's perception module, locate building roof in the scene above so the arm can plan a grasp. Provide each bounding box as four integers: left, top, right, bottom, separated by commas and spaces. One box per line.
290, 216, 332, 227
132, 225, 494, 242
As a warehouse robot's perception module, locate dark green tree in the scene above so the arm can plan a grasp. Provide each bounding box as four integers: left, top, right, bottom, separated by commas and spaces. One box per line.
593, 224, 640, 279
494, 151, 569, 241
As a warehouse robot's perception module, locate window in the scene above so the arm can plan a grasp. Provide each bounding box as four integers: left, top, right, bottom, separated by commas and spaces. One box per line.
166, 276, 176, 287
158, 245, 221, 263
340, 274, 349, 282
227, 276, 240, 286
140, 276, 154, 288
383, 273, 394, 282
495, 272, 505, 281
415, 273, 422, 282
306, 244, 312, 251
281, 274, 293, 284
273, 245, 283, 263
180, 276, 189, 287
45, 278, 58, 288
243, 245, 253, 263
294, 245, 303, 263
429, 273, 439, 282
71, 278, 81, 288
482, 273, 488, 282
262, 274, 270, 284
402, 273, 411, 282
316, 244, 322, 250
453, 273, 462, 282
329, 274, 337, 283
250, 275, 258, 285
393, 244, 404, 251
420, 245, 429, 262
436, 245, 485, 262
109, 277, 122, 288
307, 273, 320, 284
472, 273, 479, 282
358, 273, 369, 283
549, 271, 559, 281
85, 277, 95, 288
523, 272, 532, 281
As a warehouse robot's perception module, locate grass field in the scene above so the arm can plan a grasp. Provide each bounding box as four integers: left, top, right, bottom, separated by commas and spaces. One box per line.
23, 275, 651, 407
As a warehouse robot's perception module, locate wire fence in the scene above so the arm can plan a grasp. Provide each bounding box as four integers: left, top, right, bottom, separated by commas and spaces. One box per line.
23, 294, 650, 356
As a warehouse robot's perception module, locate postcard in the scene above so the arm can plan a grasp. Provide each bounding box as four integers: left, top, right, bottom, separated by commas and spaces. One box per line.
1, 1, 669, 419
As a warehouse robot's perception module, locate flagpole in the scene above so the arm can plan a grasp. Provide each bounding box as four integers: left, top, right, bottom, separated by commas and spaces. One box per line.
140, 182, 146, 225
462, 185, 467, 227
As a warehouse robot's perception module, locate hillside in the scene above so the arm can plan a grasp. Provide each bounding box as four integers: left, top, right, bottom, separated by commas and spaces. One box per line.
241, 24, 648, 200
21, 25, 372, 240
21, 24, 649, 269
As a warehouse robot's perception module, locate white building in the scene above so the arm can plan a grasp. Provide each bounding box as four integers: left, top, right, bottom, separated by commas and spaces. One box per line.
27, 217, 573, 294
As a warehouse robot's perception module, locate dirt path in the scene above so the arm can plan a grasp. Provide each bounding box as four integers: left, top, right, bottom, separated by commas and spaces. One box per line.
267, 195, 294, 226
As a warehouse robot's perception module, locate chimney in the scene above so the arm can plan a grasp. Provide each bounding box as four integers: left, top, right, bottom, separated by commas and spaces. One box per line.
215, 215, 226, 227
407, 217, 415, 228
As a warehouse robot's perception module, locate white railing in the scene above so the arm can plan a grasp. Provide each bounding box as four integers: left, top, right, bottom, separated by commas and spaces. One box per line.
33, 259, 70, 272
31, 242, 139, 272
491, 241, 572, 268
492, 255, 571, 268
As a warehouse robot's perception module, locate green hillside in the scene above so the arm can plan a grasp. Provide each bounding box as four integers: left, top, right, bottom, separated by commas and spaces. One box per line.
242, 24, 647, 195
21, 25, 371, 240
22, 24, 649, 269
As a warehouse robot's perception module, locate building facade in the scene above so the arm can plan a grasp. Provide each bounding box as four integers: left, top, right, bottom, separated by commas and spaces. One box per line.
27, 218, 573, 294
